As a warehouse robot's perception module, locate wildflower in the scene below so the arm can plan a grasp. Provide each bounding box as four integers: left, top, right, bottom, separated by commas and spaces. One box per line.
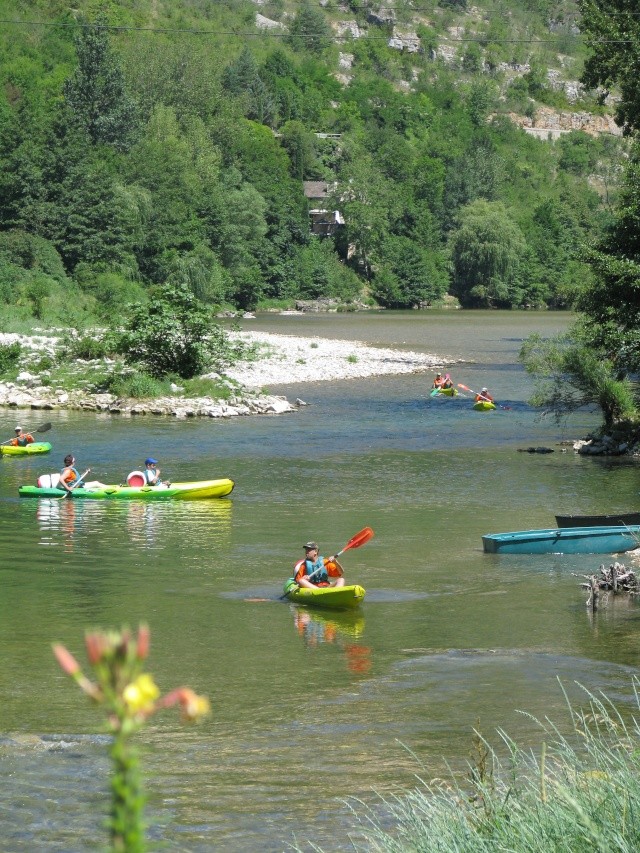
123, 674, 160, 715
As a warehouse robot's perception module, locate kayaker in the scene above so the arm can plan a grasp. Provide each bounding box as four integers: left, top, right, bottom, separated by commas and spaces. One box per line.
442, 374, 454, 390
475, 387, 494, 403
294, 542, 345, 589
57, 454, 105, 493
143, 457, 170, 486
432, 372, 445, 390
10, 425, 34, 447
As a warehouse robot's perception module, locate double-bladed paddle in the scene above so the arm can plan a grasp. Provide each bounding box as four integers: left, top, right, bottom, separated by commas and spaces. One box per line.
283, 526, 375, 596
1, 421, 52, 446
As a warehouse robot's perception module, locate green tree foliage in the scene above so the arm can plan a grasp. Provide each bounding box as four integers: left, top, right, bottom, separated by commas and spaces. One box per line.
62, 17, 139, 150
373, 235, 447, 308
286, 3, 332, 55
0, 0, 624, 322
578, 0, 640, 136
113, 282, 241, 379
520, 332, 636, 428
449, 200, 534, 307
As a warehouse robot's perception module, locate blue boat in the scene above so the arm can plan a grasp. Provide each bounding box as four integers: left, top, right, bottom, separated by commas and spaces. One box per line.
482, 525, 640, 555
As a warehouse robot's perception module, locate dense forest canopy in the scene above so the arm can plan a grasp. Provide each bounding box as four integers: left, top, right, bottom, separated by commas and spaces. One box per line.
0, 0, 627, 324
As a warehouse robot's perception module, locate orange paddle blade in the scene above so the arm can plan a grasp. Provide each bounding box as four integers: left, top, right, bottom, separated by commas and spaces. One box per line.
457, 383, 472, 392
338, 527, 374, 555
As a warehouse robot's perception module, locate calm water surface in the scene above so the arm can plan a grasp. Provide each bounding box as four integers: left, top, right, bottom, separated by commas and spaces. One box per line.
2, 311, 640, 851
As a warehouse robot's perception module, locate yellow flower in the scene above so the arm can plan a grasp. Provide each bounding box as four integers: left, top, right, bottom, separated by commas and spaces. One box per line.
122, 674, 160, 714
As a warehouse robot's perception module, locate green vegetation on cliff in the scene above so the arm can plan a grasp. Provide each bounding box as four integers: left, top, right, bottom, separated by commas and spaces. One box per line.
0, 0, 625, 323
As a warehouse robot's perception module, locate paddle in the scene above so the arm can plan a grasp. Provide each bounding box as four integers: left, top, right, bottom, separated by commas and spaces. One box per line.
62, 468, 91, 498
282, 527, 375, 597
1, 422, 52, 446
457, 384, 511, 410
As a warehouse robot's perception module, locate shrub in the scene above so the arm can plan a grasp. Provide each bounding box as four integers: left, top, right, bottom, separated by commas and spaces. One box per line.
0, 341, 22, 374
113, 282, 248, 379
59, 332, 110, 361
107, 371, 167, 399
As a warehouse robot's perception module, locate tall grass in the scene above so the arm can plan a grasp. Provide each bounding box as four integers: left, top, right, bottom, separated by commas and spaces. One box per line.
302, 680, 640, 852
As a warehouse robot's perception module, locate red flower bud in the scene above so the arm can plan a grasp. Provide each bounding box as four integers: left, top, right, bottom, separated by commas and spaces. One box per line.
53, 643, 81, 676
136, 624, 150, 660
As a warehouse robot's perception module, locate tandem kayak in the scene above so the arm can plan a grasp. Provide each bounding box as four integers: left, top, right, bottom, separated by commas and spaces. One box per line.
431, 386, 457, 397
1, 442, 52, 456
283, 578, 365, 610
18, 478, 234, 500
473, 401, 496, 411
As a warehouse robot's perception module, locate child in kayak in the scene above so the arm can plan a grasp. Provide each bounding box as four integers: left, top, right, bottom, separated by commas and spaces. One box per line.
294, 542, 345, 589
143, 457, 170, 486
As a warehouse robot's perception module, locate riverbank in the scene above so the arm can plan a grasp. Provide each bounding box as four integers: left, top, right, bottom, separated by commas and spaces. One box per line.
0, 330, 454, 418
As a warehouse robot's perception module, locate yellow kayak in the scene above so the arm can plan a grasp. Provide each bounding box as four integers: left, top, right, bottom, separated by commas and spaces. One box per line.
283, 578, 365, 609
1, 441, 52, 456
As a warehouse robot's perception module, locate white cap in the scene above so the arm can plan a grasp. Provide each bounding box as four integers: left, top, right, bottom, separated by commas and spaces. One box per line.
15, 425, 21, 431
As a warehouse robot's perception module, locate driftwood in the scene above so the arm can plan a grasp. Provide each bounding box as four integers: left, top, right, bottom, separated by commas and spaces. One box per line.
574, 561, 640, 611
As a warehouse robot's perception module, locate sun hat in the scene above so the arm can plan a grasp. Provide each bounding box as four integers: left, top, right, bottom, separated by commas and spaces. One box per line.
15, 425, 21, 431
145, 457, 158, 466
303, 541, 319, 550
481, 387, 487, 392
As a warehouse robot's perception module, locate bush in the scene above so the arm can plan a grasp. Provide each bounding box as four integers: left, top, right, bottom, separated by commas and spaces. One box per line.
59, 332, 111, 361
107, 371, 167, 399
0, 341, 21, 374
113, 281, 248, 379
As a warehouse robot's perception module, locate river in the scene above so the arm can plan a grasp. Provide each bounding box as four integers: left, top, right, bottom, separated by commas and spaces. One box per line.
1, 310, 639, 852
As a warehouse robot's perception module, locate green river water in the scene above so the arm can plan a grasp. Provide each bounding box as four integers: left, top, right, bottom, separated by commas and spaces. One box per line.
2, 311, 640, 851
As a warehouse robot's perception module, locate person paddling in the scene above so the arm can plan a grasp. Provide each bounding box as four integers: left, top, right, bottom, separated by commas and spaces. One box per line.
57, 454, 105, 494
432, 372, 445, 390
294, 542, 345, 589
475, 387, 494, 403
442, 374, 454, 390
10, 425, 34, 447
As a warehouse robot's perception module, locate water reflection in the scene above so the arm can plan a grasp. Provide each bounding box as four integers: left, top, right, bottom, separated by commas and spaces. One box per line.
290, 606, 372, 673
34, 497, 234, 551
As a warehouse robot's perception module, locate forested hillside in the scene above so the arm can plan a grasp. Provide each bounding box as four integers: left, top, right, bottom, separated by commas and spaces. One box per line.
0, 0, 626, 325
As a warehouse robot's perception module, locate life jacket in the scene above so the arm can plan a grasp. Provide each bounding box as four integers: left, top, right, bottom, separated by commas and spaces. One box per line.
60, 465, 80, 485
144, 469, 161, 485
12, 433, 33, 447
433, 376, 444, 388
294, 557, 329, 586
294, 557, 341, 585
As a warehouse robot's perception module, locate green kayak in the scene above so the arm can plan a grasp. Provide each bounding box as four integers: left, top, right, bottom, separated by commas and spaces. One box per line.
473, 401, 496, 411
1, 441, 52, 456
19, 478, 234, 501
283, 578, 365, 610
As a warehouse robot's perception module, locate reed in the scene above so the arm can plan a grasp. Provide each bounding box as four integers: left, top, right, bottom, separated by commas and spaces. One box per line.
312, 680, 640, 852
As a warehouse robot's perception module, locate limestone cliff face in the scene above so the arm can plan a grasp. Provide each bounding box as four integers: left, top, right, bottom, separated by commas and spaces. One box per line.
507, 107, 622, 138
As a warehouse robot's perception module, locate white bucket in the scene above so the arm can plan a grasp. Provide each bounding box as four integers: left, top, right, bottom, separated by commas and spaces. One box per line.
38, 473, 61, 488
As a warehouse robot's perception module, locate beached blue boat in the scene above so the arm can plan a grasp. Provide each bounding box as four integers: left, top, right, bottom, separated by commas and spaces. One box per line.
482, 525, 640, 555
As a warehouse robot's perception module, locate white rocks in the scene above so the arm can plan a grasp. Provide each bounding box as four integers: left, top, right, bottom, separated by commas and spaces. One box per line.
222, 331, 452, 387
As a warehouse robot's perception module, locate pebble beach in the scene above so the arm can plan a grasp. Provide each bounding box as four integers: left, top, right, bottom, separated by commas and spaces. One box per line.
0, 329, 456, 418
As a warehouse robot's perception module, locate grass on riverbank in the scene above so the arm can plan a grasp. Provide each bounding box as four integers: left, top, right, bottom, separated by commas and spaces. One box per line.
301, 681, 640, 852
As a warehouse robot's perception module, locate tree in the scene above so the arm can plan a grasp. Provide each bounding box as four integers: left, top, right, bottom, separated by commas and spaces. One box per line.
373, 235, 447, 308
578, 0, 640, 136
449, 200, 533, 307
113, 282, 241, 379
62, 17, 139, 150
286, 3, 332, 55
520, 332, 636, 429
